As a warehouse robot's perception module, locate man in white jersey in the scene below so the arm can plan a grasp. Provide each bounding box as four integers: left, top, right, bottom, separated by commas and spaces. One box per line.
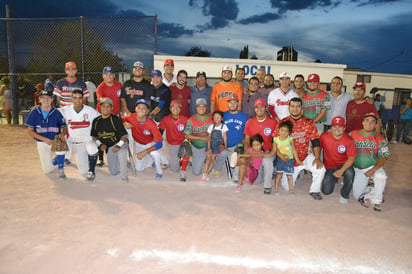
267, 72, 299, 122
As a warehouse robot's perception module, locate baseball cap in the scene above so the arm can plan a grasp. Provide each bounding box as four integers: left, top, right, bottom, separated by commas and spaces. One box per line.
307, 74, 320, 82
331, 116, 346, 127
65, 61, 77, 69
170, 99, 182, 107
100, 97, 113, 106
196, 98, 208, 106
164, 59, 174, 66
133, 61, 144, 68
102, 66, 115, 74
39, 90, 53, 97
254, 99, 267, 107
135, 98, 149, 107
151, 69, 162, 77
279, 72, 291, 79
222, 65, 232, 72
196, 71, 207, 78
35, 83, 44, 89
364, 112, 378, 121
353, 82, 366, 90
227, 94, 239, 102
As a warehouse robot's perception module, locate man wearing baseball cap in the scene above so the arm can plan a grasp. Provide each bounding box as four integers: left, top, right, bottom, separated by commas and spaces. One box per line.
91, 97, 129, 181
350, 112, 390, 212
184, 98, 213, 176
210, 65, 243, 113
158, 99, 189, 181
190, 71, 212, 116
96, 66, 122, 115
162, 59, 177, 87
243, 98, 278, 194
148, 69, 171, 123
273, 97, 325, 200
320, 116, 356, 204
122, 98, 164, 180
346, 81, 380, 133
267, 72, 299, 122
303, 73, 331, 132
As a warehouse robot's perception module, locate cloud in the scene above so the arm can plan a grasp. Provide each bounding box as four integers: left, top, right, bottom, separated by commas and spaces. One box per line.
158, 22, 194, 38
237, 12, 281, 24
189, 0, 239, 30
269, 0, 340, 14
351, 0, 401, 7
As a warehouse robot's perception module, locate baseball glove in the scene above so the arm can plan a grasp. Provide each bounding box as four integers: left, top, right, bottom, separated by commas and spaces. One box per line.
52, 137, 69, 152
178, 140, 192, 158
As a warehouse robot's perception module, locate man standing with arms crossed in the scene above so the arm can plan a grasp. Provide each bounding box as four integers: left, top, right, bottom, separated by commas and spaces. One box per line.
190, 71, 212, 116
268, 72, 299, 122
162, 59, 177, 87
210, 65, 243, 113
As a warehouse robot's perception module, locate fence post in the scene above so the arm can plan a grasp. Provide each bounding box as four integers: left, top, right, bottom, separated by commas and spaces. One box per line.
6, 5, 18, 125
154, 15, 158, 55
80, 16, 85, 81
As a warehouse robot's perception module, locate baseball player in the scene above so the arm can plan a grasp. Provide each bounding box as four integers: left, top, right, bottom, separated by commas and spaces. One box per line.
320, 116, 356, 204
26, 90, 67, 179
350, 112, 390, 212
91, 98, 129, 182
59, 90, 100, 182
267, 72, 299, 122
122, 99, 164, 179
158, 100, 189, 181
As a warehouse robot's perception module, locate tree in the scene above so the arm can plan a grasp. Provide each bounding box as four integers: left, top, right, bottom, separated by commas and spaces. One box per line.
239, 45, 248, 59
0, 53, 8, 74
184, 46, 211, 57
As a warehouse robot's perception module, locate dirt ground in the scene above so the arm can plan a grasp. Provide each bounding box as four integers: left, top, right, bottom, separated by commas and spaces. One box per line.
0, 125, 411, 274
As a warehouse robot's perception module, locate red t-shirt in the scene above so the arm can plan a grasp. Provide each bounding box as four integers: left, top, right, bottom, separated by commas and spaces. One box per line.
158, 114, 188, 145
170, 85, 191, 117
320, 131, 356, 169
346, 100, 378, 133
96, 81, 122, 115
244, 116, 278, 152
273, 116, 319, 165
122, 114, 163, 145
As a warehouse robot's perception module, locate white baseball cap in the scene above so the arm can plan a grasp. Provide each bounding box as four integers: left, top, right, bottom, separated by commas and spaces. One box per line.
279, 72, 291, 79
222, 65, 232, 72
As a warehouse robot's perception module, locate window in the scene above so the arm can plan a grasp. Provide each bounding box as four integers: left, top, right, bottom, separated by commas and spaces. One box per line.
356, 74, 371, 83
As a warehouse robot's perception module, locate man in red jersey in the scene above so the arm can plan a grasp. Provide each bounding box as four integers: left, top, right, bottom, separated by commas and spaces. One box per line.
122, 99, 164, 180
159, 100, 189, 181
244, 99, 277, 194
274, 97, 325, 200
169, 70, 191, 117
96, 66, 122, 115
320, 116, 356, 204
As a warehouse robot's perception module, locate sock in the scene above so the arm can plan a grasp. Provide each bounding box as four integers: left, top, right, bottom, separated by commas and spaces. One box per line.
57, 154, 65, 169
181, 157, 189, 171
88, 153, 98, 174
98, 150, 104, 161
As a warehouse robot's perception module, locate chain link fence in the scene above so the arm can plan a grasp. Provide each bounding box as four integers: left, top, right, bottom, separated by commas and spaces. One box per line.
0, 15, 157, 124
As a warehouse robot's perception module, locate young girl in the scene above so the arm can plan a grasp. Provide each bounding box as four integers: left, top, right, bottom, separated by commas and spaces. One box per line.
235, 134, 265, 192
274, 121, 302, 196
200, 111, 228, 182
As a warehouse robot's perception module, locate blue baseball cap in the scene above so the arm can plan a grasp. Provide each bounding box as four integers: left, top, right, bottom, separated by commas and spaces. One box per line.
102, 66, 115, 74
135, 99, 149, 107
151, 69, 162, 77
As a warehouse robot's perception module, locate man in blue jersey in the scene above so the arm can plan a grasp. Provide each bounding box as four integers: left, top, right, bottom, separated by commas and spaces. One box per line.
26, 90, 67, 179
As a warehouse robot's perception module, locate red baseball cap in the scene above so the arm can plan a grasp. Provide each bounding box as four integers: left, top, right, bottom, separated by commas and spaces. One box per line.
65, 61, 77, 69
307, 73, 320, 82
35, 83, 44, 89
331, 116, 346, 127
227, 93, 239, 101
353, 82, 366, 90
164, 59, 174, 66
364, 112, 378, 121
254, 99, 267, 107
170, 99, 182, 107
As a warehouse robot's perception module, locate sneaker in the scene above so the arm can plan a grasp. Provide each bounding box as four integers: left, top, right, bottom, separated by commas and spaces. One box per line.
373, 204, 382, 212
340, 196, 348, 204
179, 170, 186, 182
309, 192, 322, 200
358, 196, 369, 208
121, 176, 129, 183
161, 164, 168, 170
64, 159, 72, 166
200, 173, 208, 182
274, 190, 280, 196
155, 173, 163, 180
236, 184, 242, 192
85, 171, 95, 183
96, 160, 105, 167
229, 152, 238, 168
264, 188, 271, 195
58, 169, 66, 180
52, 157, 58, 166
214, 170, 221, 178
391, 140, 397, 144
288, 191, 295, 197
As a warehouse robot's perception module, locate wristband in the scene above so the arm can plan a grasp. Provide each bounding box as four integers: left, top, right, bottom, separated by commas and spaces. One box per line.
116, 140, 124, 147
96, 140, 102, 147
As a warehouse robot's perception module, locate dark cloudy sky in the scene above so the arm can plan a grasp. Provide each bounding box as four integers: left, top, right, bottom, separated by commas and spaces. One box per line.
1, 0, 411, 74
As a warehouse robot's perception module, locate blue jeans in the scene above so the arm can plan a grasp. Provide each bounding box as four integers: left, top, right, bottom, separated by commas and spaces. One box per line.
321, 165, 354, 199
396, 119, 412, 142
